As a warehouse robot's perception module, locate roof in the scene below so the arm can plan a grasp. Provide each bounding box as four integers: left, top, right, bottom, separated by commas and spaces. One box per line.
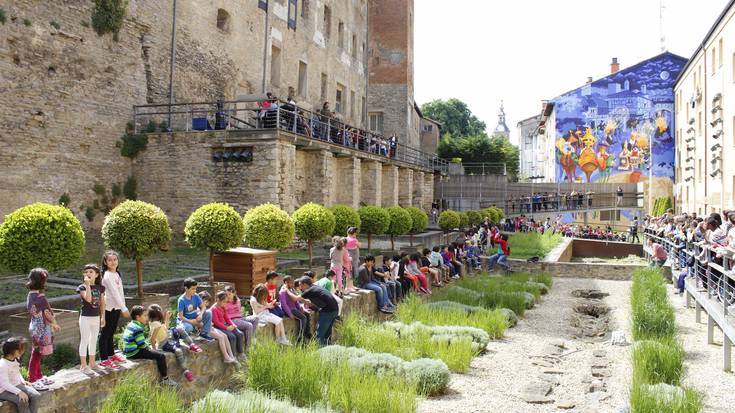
674, 0, 735, 86
420, 117, 443, 126
516, 114, 541, 127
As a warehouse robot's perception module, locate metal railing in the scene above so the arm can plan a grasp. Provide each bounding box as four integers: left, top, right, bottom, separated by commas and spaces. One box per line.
485, 193, 642, 216
132, 98, 447, 173
643, 231, 735, 371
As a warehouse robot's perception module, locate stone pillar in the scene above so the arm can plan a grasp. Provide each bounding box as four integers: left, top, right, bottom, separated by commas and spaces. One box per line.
413, 171, 425, 208
398, 168, 414, 206
382, 164, 399, 206
361, 160, 383, 206
307, 149, 335, 206
423, 173, 435, 211
335, 157, 361, 208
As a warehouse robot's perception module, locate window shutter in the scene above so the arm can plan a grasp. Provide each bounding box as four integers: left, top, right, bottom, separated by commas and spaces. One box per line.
288, 0, 298, 30
258, 0, 268, 11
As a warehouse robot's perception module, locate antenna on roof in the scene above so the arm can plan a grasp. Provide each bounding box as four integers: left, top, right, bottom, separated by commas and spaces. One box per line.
659, 0, 667, 52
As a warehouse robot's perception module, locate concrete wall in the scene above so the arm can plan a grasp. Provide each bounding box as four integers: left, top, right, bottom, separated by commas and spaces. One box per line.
571, 239, 644, 258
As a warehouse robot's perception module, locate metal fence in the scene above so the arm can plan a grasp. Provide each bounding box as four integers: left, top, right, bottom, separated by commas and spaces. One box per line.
643, 231, 735, 371
132, 98, 448, 173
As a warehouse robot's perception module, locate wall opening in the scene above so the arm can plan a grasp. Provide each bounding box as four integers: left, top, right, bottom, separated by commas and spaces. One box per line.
270, 46, 281, 87
298, 61, 308, 97
323, 6, 331, 41
216, 9, 231, 33
320, 73, 328, 102
335, 83, 345, 113
338, 21, 344, 49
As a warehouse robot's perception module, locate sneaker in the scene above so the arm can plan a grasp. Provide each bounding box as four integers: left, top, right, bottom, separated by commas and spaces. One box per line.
189, 344, 203, 353
183, 370, 195, 382
199, 333, 215, 342
237, 353, 248, 361
110, 353, 127, 363
100, 360, 121, 370
276, 336, 292, 346
161, 377, 178, 387
31, 381, 48, 391
39, 377, 54, 386
224, 357, 238, 364
380, 307, 394, 314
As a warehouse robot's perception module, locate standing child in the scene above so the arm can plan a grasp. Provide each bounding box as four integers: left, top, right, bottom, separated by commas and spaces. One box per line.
199, 292, 238, 363
76, 264, 105, 374
211, 291, 246, 360
26, 268, 59, 390
223, 286, 257, 352
0, 338, 40, 413
122, 306, 177, 386
345, 227, 361, 281
342, 237, 356, 293
329, 237, 346, 294
99, 251, 128, 370
279, 276, 312, 343
147, 304, 200, 383
250, 284, 291, 345
264, 272, 285, 317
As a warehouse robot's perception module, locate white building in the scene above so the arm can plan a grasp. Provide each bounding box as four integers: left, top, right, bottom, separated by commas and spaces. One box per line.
517, 114, 544, 181
674, 0, 735, 214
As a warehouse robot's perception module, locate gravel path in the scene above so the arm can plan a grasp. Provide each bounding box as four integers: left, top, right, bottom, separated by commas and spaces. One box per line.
419, 277, 633, 413
667, 286, 735, 413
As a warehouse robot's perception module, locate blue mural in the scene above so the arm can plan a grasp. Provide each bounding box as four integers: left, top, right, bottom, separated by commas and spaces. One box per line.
552, 52, 687, 184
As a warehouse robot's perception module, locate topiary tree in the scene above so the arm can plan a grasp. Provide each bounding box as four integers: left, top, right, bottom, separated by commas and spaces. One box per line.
458, 212, 470, 229
490, 207, 504, 223
358, 206, 391, 251
242, 203, 295, 250
438, 210, 461, 244
466, 210, 483, 226
102, 200, 171, 297
482, 207, 504, 225
385, 206, 412, 251
0, 203, 85, 273
405, 206, 429, 247
330, 204, 361, 236
293, 203, 336, 269
185, 203, 245, 290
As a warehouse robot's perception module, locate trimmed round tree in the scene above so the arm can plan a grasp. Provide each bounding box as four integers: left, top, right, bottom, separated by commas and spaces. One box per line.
242, 203, 295, 250
459, 212, 470, 229
330, 204, 361, 236
185, 203, 245, 289
405, 206, 429, 246
293, 203, 336, 268
438, 210, 461, 244
102, 200, 172, 298
0, 203, 85, 273
466, 210, 483, 226
385, 206, 412, 251
358, 206, 390, 251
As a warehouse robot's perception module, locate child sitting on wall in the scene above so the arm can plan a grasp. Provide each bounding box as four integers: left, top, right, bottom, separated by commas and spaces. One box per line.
199, 292, 238, 363
0, 337, 41, 413
314, 270, 343, 316
122, 305, 177, 386
250, 284, 291, 346
147, 304, 200, 383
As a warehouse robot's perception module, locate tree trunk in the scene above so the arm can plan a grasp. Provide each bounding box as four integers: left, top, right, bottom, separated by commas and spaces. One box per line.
390, 234, 395, 252
410, 233, 414, 247
367, 233, 372, 251
135, 258, 143, 298
209, 250, 215, 295
308, 240, 313, 270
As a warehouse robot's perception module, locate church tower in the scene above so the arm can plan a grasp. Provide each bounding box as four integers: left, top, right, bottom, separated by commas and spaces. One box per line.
493, 100, 510, 138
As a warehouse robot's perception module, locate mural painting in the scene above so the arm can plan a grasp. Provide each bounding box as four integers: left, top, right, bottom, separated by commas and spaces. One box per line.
552, 52, 687, 190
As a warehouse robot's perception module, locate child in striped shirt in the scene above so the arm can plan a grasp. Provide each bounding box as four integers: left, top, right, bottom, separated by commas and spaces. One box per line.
122, 306, 177, 386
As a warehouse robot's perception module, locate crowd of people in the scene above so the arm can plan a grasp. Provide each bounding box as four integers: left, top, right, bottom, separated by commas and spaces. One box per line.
643, 208, 735, 301
504, 186, 625, 214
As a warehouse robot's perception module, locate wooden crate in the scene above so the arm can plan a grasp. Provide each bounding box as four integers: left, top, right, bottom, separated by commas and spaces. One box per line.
8, 308, 80, 349
212, 248, 277, 296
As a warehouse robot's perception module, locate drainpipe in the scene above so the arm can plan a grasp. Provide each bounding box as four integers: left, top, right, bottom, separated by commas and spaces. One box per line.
261, 0, 270, 93
167, 0, 178, 128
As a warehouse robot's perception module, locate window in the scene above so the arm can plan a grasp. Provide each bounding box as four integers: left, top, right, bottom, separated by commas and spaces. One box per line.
719, 38, 723, 66
350, 90, 355, 119
288, 0, 297, 30
270, 46, 281, 87
351, 34, 357, 59
216, 9, 231, 32
712, 48, 716, 74
335, 83, 345, 113
369, 112, 384, 134
259, 0, 268, 11
338, 22, 345, 49
323, 6, 331, 41
301, 0, 309, 18
424, 124, 434, 132
297, 61, 308, 97
361, 97, 366, 124
320, 73, 328, 102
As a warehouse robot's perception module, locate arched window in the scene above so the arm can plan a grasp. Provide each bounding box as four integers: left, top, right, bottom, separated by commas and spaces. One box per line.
217, 9, 231, 33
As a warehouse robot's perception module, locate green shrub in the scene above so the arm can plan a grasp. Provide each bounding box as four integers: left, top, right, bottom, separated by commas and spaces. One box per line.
385, 206, 412, 250
102, 200, 171, 297
358, 206, 390, 250
438, 210, 461, 233
630, 383, 703, 413
97, 375, 182, 413
458, 211, 469, 228
632, 339, 684, 386
466, 210, 483, 226
244, 340, 417, 413
117, 133, 148, 158
430, 285, 531, 316
404, 206, 428, 236
0, 8, 6, 25
92, 0, 128, 38
243, 203, 295, 250
293, 203, 335, 266
0, 203, 85, 273
192, 390, 332, 413
397, 295, 508, 338
58, 193, 71, 207
23, 18, 31, 27
123, 176, 137, 200
50, 20, 60, 29
185, 203, 244, 287
507, 231, 562, 259
329, 204, 360, 236
631, 268, 676, 341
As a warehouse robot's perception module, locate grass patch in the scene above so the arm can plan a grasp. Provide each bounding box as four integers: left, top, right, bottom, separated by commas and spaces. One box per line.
429, 285, 531, 316
632, 339, 684, 386
337, 314, 480, 372
396, 295, 508, 338
630, 383, 703, 413
507, 231, 562, 259
192, 389, 331, 413
98, 374, 182, 413
1, 286, 75, 306
243, 339, 417, 413
631, 268, 676, 341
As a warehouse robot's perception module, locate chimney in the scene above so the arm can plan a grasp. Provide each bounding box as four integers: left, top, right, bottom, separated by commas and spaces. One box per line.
541, 100, 548, 112
586, 77, 593, 84
611, 57, 620, 74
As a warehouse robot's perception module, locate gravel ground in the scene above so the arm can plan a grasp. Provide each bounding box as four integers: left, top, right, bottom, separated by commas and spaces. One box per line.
667, 286, 735, 413
419, 277, 633, 413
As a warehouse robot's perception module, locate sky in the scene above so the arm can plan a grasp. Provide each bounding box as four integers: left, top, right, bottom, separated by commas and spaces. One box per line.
414, 0, 731, 145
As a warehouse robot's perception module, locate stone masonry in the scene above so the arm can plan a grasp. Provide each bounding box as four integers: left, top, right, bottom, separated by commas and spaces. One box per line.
381, 164, 400, 206
398, 167, 414, 205
360, 160, 383, 206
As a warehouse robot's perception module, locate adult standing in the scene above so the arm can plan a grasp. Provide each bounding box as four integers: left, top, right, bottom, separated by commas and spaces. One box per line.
616, 186, 624, 207
629, 217, 640, 243
297, 277, 339, 346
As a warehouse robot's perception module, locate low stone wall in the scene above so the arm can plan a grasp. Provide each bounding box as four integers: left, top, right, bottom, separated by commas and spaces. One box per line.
0, 290, 379, 413
571, 239, 644, 258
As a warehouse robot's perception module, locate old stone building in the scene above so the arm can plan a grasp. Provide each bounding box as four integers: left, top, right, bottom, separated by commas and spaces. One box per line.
0, 0, 434, 230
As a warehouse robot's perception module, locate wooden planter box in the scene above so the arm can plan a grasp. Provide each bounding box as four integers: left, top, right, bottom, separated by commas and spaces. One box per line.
212, 248, 277, 296
8, 308, 80, 349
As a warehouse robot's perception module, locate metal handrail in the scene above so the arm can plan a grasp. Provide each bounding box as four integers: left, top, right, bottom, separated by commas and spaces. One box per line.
132, 99, 448, 173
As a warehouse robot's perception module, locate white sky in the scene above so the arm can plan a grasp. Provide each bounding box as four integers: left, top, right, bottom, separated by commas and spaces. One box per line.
414, 0, 731, 145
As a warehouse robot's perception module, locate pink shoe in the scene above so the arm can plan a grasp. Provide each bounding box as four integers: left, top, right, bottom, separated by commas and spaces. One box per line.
100, 360, 121, 370
189, 344, 203, 353
184, 370, 195, 382
110, 353, 126, 363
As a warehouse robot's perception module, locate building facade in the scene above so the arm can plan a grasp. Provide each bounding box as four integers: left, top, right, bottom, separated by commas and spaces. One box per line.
420, 117, 442, 155
674, 0, 735, 215
517, 114, 543, 181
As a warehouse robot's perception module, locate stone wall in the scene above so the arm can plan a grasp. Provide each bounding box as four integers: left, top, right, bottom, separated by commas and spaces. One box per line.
571, 239, 644, 258
0, 289, 380, 413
